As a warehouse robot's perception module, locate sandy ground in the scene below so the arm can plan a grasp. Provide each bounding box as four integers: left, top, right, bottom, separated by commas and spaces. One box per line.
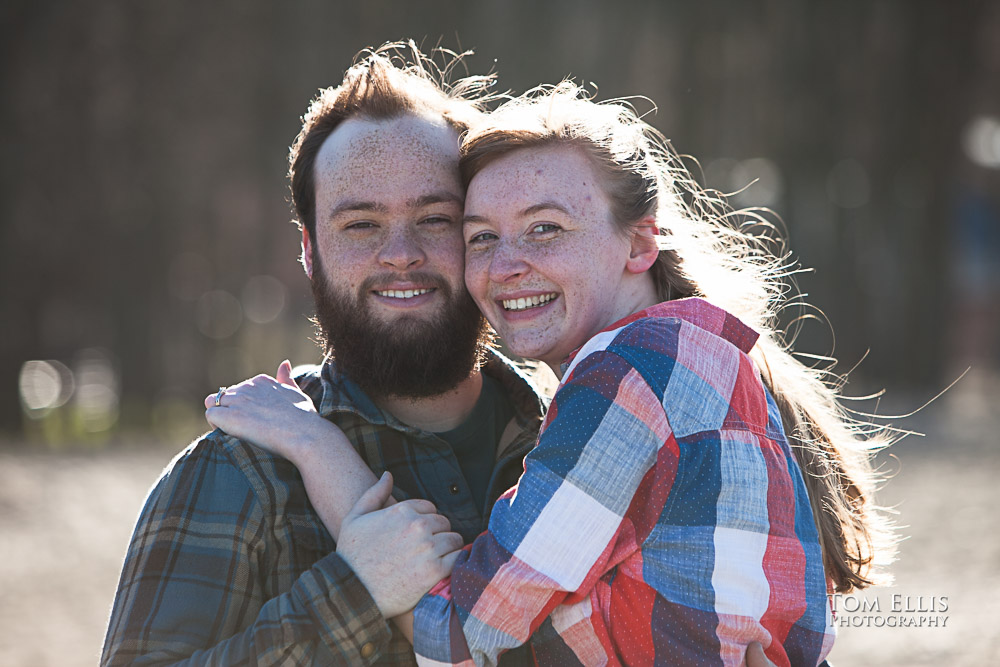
1, 384, 997, 665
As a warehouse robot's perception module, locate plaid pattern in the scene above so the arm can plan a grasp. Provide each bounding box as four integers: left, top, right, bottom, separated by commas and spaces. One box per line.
413, 299, 835, 667
101, 351, 545, 666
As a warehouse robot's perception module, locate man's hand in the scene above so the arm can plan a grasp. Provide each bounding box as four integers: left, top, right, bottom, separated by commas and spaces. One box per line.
746, 641, 779, 667
336, 472, 464, 618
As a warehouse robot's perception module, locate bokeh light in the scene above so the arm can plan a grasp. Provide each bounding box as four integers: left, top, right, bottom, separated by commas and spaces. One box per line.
73, 348, 119, 433
242, 275, 287, 324
196, 290, 243, 339
963, 115, 1000, 169
703, 157, 784, 208
18, 360, 74, 415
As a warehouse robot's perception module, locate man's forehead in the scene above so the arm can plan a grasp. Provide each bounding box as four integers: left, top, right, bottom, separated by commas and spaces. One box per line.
316, 113, 460, 174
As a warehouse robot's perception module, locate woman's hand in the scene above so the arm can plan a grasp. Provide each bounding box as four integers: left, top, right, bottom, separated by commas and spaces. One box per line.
337, 472, 464, 620
204, 360, 334, 463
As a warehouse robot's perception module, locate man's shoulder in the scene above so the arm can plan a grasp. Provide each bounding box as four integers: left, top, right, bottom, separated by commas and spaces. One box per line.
157, 429, 301, 511
291, 361, 328, 401
482, 348, 548, 422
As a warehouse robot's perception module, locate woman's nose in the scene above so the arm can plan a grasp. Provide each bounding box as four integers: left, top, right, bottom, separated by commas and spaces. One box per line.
488, 238, 530, 284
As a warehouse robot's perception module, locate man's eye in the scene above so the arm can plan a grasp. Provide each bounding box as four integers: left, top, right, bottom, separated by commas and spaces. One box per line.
420, 215, 452, 225
345, 221, 376, 230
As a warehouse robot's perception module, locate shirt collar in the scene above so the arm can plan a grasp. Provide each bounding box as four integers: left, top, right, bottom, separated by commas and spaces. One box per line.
561, 297, 760, 374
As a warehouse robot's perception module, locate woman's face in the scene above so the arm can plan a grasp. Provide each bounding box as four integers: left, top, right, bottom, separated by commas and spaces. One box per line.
463, 145, 638, 368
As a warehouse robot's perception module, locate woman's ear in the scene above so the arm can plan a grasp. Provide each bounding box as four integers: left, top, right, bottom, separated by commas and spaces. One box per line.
626, 217, 659, 275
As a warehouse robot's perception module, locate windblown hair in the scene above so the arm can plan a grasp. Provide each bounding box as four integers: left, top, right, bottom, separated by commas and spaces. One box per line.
461, 82, 896, 593
289, 40, 496, 239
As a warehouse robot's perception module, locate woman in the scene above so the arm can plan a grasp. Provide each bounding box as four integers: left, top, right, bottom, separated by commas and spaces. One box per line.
209, 83, 892, 666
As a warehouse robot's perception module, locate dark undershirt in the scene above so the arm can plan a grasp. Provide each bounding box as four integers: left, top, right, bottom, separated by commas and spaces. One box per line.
433, 374, 515, 512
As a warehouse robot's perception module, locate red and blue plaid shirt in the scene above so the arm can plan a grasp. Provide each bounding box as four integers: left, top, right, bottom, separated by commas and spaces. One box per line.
413, 298, 835, 666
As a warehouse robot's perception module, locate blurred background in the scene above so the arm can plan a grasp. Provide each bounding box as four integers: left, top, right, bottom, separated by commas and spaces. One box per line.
1, 1, 998, 665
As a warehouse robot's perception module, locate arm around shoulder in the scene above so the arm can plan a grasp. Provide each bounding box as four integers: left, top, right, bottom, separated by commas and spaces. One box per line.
101, 434, 400, 666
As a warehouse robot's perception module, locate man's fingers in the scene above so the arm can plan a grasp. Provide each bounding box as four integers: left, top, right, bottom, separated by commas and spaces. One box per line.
345, 472, 394, 522
745, 641, 776, 667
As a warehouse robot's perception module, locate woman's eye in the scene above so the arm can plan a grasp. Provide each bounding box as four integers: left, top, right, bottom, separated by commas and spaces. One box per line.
531, 223, 560, 234
467, 231, 498, 244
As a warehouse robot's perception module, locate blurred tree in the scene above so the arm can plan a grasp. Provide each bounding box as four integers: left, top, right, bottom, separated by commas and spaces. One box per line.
1, 0, 996, 439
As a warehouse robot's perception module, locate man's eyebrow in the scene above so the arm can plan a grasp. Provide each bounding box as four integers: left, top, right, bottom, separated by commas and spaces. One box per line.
407, 192, 464, 209
329, 193, 462, 221
328, 200, 387, 219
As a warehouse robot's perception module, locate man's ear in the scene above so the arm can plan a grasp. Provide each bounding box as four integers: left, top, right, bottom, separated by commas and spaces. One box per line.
300, 227, 314, 279
626, 216, 659, 275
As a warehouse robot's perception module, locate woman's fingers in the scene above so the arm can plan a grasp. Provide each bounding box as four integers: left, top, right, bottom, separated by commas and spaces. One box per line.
437, 547, 463, 575
400, 499, 439, 516
275, 359, 297, 387
416, 512, 452, 536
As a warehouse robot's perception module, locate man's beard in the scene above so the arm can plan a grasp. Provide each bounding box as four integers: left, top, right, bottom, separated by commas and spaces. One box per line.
310, 265, 490, 400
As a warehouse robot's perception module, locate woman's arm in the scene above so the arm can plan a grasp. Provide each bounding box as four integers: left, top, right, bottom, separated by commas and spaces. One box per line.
408, 348, 674, 665
204, 360, 377, 540
205, 361, 463, 623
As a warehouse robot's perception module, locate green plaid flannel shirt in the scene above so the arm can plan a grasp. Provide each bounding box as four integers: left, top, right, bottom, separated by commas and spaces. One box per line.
101, 350, 545, 666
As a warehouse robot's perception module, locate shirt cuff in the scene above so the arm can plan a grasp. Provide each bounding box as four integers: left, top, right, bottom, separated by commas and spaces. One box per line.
308, 551, 394, 663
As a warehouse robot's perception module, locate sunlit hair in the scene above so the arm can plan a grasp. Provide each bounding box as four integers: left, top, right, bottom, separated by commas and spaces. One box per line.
461, 81, 896, 593
289, 40, 496, 240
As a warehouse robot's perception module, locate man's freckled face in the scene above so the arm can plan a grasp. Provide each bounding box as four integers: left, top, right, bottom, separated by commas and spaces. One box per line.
310, 114, 466, 325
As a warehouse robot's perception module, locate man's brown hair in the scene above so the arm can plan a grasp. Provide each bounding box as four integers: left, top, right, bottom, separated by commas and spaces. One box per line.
289, 41, 494, 240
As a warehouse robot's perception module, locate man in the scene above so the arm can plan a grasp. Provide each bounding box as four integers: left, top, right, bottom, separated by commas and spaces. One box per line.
102, 44, 544, 665
103, 43, 786, 666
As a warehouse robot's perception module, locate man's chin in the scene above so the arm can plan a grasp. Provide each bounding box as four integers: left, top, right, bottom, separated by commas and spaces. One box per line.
311, 269, 488, 399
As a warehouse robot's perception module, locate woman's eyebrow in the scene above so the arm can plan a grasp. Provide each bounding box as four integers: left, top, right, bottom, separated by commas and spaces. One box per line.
463, 214, 489, 226
465, 201, 572, 226
522, 202, 570, 216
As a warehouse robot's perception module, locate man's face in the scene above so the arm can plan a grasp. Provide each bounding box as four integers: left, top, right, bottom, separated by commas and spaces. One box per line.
304, 114, 487, 399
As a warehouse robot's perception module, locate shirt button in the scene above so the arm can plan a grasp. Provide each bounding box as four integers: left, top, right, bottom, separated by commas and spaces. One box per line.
449, 483, 460, 494
360, 642, 375, 659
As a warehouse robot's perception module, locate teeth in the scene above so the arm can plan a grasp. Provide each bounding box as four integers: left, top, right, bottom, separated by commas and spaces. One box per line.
376, 288, 433, 299
501, 293, 557, 311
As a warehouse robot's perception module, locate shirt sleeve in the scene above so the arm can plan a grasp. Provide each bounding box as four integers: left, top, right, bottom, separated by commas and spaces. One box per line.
101, 437, 406, 666
413, 348, 676, 666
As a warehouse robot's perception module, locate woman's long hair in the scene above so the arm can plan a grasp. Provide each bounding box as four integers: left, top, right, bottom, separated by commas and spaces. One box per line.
461, 82, 896, 593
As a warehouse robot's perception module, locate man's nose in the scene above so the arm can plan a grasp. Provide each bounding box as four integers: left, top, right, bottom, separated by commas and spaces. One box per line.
377, 227, 426, 271
488, 238, 530, 284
